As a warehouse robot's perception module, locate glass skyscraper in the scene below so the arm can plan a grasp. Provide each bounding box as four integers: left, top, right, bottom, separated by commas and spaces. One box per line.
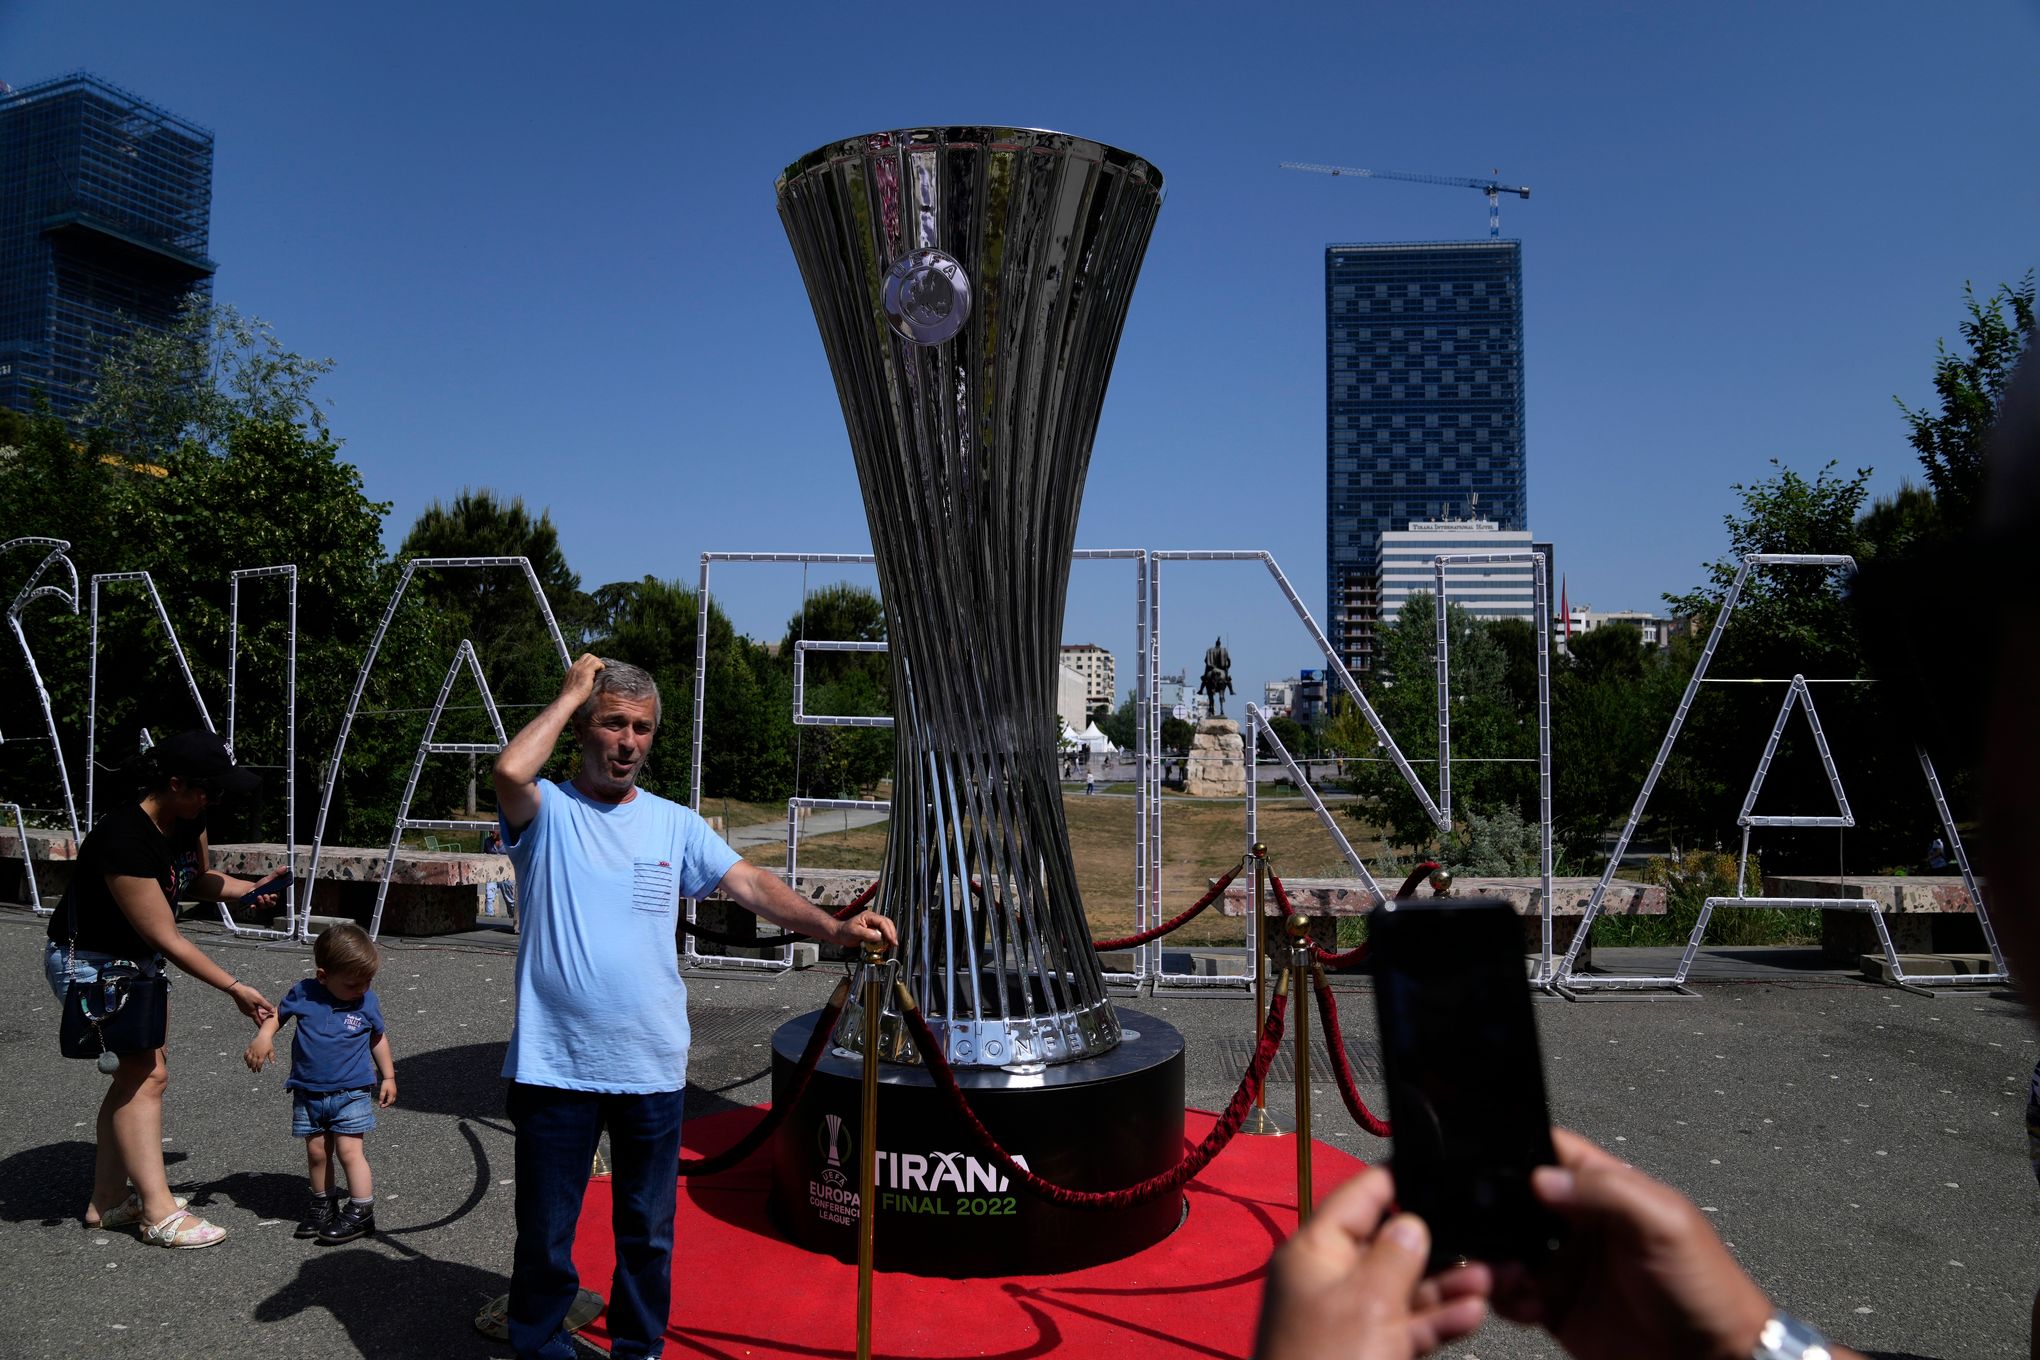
0, 73, 215, 421
1325, 240, 1525, 670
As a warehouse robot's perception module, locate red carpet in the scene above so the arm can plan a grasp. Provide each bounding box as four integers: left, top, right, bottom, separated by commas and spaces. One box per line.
569, 1106, 1367, 1360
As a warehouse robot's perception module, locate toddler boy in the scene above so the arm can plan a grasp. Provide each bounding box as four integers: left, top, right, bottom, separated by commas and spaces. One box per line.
245, 922, 396, 1243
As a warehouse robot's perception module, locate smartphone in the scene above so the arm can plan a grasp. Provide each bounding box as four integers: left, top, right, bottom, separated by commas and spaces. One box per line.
239, 870, 295, 906
1369, 897, 1564, 1268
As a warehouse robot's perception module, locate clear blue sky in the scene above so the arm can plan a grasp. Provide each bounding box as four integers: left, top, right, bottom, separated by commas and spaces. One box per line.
6, 2, 2036, 708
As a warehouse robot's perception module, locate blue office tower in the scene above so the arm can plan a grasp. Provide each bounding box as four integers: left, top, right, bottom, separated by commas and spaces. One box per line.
1325, 240, 1525, 670
0, 73, 215, 421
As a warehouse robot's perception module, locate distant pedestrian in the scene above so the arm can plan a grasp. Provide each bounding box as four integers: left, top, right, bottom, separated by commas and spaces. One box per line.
1085, 771, 1097, 796
485, 828, 518, 930
244, 922, 397, 1243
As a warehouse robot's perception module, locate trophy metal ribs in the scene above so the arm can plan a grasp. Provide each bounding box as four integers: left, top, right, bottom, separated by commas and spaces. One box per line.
777, 127, 1163, 1068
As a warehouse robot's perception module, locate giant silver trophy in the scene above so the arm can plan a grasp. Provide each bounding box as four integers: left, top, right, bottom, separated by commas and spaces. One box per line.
778, 128, 1163, 1069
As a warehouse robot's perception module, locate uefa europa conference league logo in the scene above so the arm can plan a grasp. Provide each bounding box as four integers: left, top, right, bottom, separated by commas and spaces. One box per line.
881, 249, 971, 346
808, 1114, 1031, 1224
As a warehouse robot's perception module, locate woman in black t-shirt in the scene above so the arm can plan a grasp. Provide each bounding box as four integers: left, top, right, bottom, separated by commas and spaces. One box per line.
44, 729, 283, 1249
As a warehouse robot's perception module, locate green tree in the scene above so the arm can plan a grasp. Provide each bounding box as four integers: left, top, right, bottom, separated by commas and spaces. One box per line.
0, 301, 435, 846
1652, 460, 1942, 873
1330, 593, 1535, 853
1096, 694, 1140, 751
81, 295, 335, 457
1549, 624, 1692, 866
1895, 274, 2035, 527
585, 575, 758, 801
1263, 714, 1307, 759
399, 490, 586, 693
393, 489, 589, 818
776, 583, 891, 798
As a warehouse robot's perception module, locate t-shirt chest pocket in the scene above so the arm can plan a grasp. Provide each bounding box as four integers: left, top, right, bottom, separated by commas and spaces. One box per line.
631, 859, 677, 916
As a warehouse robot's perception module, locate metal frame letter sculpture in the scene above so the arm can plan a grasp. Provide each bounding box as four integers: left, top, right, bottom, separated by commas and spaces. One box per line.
777, 127, 1163, 1067
5, 538, 83, 846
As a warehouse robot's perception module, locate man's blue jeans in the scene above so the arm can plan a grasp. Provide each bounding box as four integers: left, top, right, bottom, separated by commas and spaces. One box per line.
507, 1082, 684, 1360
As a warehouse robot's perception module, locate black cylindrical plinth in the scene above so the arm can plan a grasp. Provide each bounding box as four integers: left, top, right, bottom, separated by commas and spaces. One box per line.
768, 1007, 1186, 1277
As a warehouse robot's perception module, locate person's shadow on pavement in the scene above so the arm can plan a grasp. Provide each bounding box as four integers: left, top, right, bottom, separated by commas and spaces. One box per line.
254, 1239, 513, 1355
0, 1140, 190, 1226
188, 1168, 318, 1223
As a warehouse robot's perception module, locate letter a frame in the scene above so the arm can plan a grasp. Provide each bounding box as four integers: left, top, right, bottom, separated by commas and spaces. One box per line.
303, 558, 568, 930
367, 639, 509, 940
5, 537, 83, 854
1554, 553, 2005, 995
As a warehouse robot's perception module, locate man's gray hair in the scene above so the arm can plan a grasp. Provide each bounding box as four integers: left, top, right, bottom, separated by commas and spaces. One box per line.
574, 658, 661, 726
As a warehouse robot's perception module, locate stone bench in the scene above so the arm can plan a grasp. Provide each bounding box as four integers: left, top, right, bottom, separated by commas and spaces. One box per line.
209, 842, 514, 936
0, 828, 516, 937
1761, 875, 1990, 961
1218, 875, 1668, 964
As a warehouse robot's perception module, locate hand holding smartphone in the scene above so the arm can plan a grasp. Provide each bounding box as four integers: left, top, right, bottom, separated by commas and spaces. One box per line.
1369, 897, 1565, 1269
240, 869, 294, 906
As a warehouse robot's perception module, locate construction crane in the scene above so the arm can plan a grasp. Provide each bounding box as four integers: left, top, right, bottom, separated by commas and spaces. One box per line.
1280, 162, 1530, 238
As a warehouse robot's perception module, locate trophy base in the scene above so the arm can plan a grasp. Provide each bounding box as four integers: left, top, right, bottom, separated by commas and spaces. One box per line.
768, 1008, 1187, 1277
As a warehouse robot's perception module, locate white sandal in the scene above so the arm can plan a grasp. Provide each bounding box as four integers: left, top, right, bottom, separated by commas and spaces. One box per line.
91, 1193, 187, 1231
140, 1208, 228, 1249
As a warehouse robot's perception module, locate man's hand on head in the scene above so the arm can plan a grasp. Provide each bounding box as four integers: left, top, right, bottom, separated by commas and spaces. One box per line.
562, 653, 606, 704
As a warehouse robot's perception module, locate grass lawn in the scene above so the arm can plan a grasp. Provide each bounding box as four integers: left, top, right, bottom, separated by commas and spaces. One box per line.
741, 792, 1385, 946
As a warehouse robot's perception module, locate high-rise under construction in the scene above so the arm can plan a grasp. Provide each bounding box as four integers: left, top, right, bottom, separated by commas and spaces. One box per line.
0, 72, 215, 420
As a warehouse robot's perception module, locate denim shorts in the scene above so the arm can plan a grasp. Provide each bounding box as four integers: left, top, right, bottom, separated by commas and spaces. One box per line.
292, 1087, 378, 1137
44, 942, 167, 1005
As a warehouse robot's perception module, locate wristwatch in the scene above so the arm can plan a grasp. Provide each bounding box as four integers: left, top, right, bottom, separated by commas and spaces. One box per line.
1753, 1312, 1836, 1360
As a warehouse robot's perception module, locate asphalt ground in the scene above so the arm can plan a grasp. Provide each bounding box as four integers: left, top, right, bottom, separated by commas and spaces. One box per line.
2, 909, 2035, 1360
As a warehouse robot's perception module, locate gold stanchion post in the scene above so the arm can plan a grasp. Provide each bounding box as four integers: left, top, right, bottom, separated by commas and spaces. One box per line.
1243, 845, 1289, 1136
1286, 915, 1314, 1223
856, 944, 886, 1360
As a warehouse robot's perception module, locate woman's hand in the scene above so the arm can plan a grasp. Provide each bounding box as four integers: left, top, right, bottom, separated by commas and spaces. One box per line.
228, 981, 275, 1024
1489, 1129, 1780, 1360
242, 870, 288, 904
1254, 1166, 1490, 1360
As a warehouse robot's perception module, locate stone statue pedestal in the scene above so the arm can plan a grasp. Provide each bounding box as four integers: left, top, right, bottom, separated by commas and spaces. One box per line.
1185, 718, 1246, 798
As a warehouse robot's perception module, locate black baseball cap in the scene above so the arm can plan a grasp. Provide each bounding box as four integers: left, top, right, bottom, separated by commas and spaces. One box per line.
156, 729, 263, 800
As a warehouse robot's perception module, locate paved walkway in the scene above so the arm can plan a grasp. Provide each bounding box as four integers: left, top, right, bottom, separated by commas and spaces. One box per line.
1, 912, 2033, 1358
722, 806, 891, 850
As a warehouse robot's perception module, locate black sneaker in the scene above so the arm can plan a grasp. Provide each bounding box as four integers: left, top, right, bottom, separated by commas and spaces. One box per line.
316, 1200, 375, 1244
293, 1194, 338, 1239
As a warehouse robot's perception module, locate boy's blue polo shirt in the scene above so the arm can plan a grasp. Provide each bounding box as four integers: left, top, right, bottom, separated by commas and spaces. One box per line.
499, 778, 740, 1094
279, 979, 385, 1092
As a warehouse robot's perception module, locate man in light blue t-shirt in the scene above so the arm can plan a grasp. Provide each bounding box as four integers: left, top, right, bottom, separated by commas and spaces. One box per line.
494, 654, 894, 1360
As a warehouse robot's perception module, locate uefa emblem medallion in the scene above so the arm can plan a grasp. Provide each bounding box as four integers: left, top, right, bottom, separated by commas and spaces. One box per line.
881, 248, 971, 345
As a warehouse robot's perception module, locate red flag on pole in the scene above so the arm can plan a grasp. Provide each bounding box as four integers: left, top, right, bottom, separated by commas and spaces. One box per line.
1561, 576, 1572, 640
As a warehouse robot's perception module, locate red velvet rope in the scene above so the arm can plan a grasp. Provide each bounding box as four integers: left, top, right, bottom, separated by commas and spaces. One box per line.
1396, 862, 1443, 900
1089, 860, 1244, 951
897, 984, 1290, 1210
1310, 970, 1391, 1138
676, 982, 849, 1178
832, 878, 880, 920
1267, 861, 1440, 969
